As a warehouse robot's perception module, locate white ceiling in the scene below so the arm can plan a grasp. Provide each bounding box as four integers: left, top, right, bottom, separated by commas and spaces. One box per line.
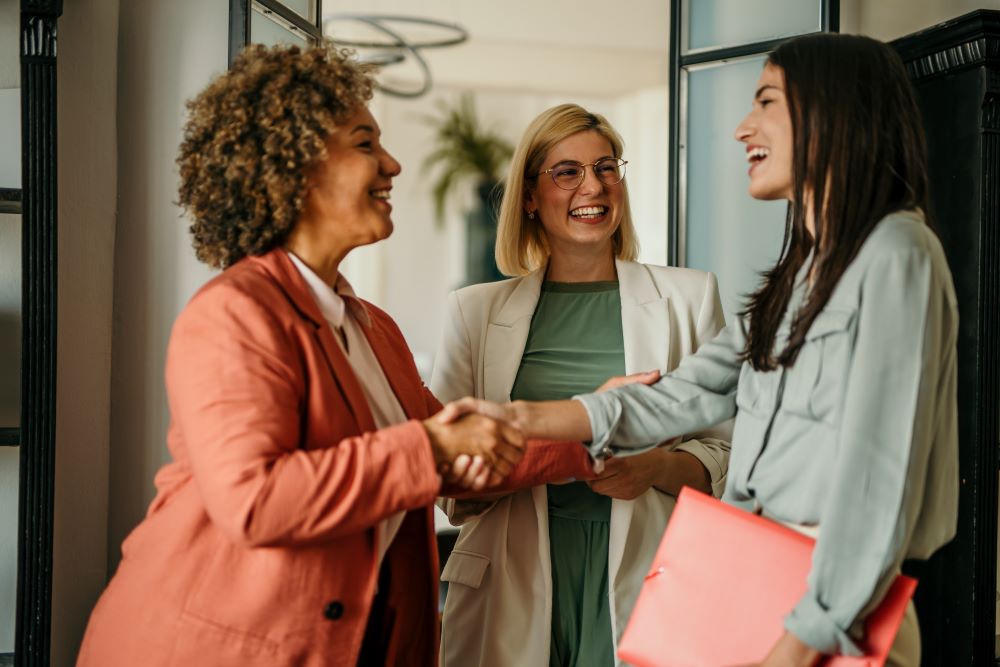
324, 0, 671, 94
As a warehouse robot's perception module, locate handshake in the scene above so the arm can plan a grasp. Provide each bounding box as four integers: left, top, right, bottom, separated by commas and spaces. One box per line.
422, 398, 524, 491
420, 370, 663, 491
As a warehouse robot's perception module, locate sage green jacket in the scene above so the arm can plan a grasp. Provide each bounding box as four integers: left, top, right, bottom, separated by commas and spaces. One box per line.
575, 210, 959, 655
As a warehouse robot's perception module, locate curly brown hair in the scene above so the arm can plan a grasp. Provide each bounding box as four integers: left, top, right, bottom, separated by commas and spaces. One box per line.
177, 42, 374, 269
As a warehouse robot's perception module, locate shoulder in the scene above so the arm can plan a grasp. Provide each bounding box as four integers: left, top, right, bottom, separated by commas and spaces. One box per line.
621, 261, 717, 300
854, 210, 952, 281
452, 275, 528, 307
182, 259, 287, 324
862, 210, 941, 255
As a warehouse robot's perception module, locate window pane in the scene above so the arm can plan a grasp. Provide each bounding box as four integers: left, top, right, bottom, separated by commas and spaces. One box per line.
686, 0, 820, 53
684, 57, 787, 323
251, 3, 309, 48
0, 0, 19, 190
0, 446, 16, 652
0, 214, 18, 428
281, 0, 315, 23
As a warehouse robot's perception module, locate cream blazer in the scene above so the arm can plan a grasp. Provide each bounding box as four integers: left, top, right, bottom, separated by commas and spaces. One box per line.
431, 259, 733, 667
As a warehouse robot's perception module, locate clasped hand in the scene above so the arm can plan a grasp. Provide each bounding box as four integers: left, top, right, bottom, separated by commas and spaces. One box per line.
423, 410, 524, 491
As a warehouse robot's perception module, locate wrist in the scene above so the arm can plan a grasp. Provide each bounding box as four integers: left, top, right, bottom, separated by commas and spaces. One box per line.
421, 418, 448, 467
509, 400, 531, 434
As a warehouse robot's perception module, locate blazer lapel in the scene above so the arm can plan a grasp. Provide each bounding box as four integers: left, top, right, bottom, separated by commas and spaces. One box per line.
483, 269, 544, 402
252, 250, 376, 434
609, 259, 671, 589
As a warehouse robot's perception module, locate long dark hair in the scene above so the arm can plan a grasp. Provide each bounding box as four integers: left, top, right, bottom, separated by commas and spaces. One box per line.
740, 33, 931, 371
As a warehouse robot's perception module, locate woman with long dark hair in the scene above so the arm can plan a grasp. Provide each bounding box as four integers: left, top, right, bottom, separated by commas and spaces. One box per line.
440, 33, 958, 666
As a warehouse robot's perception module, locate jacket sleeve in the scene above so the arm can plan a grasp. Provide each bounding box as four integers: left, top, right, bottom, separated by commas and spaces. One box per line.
671, 271, 734, 497
784, 248, 959, 655
165, 285, 441, 548
574, 317, 742, 461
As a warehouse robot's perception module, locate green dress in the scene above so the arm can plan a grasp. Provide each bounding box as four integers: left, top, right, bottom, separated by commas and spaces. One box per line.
509, 280, 625, 667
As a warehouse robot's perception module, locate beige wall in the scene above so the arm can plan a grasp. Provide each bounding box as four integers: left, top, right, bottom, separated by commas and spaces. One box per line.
108, 0, 222, 573
52, 0, 120, 663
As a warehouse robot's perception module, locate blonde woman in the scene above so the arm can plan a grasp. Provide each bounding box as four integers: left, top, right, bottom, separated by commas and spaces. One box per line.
432, 104, 732, 667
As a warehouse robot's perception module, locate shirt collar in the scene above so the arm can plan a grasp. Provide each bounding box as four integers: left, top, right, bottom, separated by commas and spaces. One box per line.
286, 251, 371, 328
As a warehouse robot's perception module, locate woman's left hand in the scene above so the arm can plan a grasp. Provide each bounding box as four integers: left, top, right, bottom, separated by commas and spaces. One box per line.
586, 449, 666, 500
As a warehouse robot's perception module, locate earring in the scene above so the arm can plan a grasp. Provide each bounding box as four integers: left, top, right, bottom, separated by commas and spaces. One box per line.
528, 211, 536, 220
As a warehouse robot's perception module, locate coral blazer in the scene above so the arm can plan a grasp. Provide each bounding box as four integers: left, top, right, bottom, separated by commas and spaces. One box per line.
76, 249, 592, 667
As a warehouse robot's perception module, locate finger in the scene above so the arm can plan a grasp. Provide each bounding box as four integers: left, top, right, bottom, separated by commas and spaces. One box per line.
499, 421, 525, 449
489, 452, 515, 478
486, 470, 504, 488
450, 454, 471, 479
436, 397, 479, 424
471, 465, 492, 491
494, 440, 524, 468
461, 455, 485, 487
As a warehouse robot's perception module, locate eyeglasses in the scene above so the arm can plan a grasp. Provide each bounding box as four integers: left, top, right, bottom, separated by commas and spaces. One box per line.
537, 158, 628, 190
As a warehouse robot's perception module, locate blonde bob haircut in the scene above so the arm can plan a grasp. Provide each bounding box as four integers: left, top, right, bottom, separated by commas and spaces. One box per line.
495, 104, 639, 276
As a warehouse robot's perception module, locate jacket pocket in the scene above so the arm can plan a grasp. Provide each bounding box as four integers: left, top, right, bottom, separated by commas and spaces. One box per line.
440, 550, 491, 589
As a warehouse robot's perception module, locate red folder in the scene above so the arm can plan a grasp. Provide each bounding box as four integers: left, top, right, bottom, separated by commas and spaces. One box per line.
617, 488, 916, 667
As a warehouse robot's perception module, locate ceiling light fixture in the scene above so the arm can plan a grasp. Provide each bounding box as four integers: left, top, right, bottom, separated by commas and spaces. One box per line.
323, 14, 469, 99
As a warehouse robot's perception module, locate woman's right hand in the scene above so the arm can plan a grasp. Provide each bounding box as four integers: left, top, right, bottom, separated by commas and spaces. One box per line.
423, 412, 525, 490
595, 369, 661, 393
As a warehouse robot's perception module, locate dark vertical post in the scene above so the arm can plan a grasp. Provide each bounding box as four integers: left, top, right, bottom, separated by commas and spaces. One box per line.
893, 10, 1000, 666
16, 1, 61, 665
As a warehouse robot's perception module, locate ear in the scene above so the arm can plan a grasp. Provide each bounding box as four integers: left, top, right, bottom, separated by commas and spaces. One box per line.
524, 187, 537, 216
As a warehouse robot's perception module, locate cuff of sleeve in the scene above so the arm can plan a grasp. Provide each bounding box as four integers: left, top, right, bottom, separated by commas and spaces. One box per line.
784, 591, 862, 657
395, 419, 444, 502
673, 439, 726, 497
572, 393, 622, 460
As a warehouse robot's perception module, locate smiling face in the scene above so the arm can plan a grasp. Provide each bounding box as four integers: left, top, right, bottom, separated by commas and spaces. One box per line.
735, 63, 794, 202
298, 106, 402, 255
526, 130, 625, 258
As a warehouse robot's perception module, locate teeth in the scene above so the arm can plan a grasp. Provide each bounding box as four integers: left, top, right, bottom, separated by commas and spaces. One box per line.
746, 147, 769, 162
570, 206, 606, 217
371, 189, 390, 200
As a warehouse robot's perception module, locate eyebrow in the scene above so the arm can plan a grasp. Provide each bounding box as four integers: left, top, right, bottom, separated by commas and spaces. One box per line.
351, 124, 376, 134
550, 155, 615, 166
755, 84, 782, 99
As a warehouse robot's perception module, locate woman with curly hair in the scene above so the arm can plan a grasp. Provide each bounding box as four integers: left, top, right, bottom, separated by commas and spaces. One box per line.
76, 43, 593, 667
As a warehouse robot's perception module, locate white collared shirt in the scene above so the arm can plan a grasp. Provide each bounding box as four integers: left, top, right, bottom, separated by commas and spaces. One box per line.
287, 251, 407, 570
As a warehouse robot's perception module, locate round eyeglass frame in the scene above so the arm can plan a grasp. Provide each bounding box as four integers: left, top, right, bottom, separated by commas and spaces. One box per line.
537, 158, 628, 190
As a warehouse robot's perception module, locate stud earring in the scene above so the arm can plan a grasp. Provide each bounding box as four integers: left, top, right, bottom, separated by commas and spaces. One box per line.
528, 211, 536, 220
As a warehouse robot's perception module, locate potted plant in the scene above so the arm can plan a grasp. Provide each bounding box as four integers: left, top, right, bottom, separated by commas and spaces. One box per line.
422, 93, 513, 284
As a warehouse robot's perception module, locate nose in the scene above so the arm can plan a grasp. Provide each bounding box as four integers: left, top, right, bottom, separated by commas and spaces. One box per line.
578, 163, 604, 195
734, 112, 754, 143
381, 148, 402, 177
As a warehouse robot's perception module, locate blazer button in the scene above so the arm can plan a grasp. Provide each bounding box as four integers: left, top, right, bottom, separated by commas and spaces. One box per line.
323, 601, 344, 621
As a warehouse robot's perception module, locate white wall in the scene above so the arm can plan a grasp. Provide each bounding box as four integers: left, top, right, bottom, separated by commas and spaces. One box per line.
109, 0, 222, 573
52, 0, 120, 662
846, 0, 992, 40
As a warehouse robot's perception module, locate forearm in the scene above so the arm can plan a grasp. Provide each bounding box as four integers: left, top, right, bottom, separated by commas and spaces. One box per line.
651, 449, 712, 495
512, 399, 593, 442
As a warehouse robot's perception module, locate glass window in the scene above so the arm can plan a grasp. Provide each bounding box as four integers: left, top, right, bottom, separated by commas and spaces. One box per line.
685, 0, 821, 54
280, 0, 315, 22
0, 89, 19, 189
683, 57, 787, 322
251, 1, 309, 48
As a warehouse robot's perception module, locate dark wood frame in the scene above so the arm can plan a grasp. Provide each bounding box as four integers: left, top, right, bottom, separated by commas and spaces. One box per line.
666, 0, 838, 265
229, 0, 323, 66
15, 0, 61, 664
891, 11, 1000, 665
